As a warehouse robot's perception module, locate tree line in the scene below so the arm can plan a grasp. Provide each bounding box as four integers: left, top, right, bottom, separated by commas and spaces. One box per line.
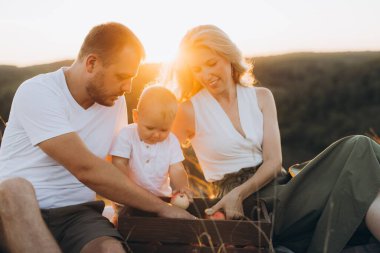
1, 52, 379, 167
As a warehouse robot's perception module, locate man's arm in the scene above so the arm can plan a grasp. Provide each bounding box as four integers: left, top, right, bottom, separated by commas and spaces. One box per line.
38, 132, 195, 219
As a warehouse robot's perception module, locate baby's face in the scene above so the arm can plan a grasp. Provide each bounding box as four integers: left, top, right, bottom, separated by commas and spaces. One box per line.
135, 109, 174, 145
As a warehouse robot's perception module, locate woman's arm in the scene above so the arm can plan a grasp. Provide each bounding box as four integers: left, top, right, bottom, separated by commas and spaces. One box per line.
208, 87, 282, 219
237, 87, 282, 199
172, 100, 195, 145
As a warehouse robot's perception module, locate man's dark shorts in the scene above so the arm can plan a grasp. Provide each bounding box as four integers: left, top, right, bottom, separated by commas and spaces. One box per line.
41, 200, 126, 253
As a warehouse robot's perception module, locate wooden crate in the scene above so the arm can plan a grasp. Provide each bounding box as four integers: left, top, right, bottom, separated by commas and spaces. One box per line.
118, 198, 273, 253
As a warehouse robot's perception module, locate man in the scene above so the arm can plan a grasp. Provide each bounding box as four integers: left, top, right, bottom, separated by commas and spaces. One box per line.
0, 22, 194, 253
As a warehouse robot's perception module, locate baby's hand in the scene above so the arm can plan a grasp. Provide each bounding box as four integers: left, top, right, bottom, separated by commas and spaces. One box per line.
173, 187, 194, 202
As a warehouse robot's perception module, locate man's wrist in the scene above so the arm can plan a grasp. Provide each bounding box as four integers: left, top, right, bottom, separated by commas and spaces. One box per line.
154, 199, 171, 216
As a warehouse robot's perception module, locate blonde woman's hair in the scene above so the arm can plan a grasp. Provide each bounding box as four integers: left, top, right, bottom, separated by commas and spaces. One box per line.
163, 25, 255, 101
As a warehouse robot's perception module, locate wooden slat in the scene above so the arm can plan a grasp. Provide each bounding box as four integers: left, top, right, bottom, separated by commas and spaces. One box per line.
118, 198, 272, 248
121, 198, 271, 222
126, 243, 270, 253
119, 217, 271, 247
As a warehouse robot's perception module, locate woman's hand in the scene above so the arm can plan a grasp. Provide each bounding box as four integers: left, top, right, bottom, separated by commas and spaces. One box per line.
206, 187, 245, 220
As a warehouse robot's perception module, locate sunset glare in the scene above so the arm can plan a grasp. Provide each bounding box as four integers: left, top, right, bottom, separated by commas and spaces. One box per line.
0, 0, 379, 66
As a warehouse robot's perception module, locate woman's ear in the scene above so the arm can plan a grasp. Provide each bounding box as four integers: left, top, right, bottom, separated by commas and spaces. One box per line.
132, 109, 138, 123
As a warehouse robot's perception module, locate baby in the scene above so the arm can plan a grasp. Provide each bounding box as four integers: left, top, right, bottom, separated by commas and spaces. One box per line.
110, 85, 192, 217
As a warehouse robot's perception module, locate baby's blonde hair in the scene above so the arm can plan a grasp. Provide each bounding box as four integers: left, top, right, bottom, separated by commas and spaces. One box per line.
137, 85, 178, 122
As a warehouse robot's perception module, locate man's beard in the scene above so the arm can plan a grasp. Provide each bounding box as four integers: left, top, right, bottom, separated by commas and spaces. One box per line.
86, 72, 114, 107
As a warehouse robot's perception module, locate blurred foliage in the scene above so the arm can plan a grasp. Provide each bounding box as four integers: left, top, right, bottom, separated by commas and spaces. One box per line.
252, 52, 380, 165
1, 52, 379, 172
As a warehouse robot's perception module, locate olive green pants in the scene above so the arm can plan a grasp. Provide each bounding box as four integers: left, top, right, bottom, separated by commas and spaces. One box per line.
214, 135, 380, 253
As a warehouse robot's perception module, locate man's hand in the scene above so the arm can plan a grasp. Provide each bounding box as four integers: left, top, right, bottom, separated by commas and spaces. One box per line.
157, 202, 197, 219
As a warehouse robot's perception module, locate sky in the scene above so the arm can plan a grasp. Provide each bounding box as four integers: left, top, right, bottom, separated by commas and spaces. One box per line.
0, 0, 379, 66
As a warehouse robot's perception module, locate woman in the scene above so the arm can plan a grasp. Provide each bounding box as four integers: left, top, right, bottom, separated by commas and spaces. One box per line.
167, 25, 380, 252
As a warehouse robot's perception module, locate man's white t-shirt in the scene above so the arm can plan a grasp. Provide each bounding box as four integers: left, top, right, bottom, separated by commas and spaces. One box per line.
0, 68, 128, 208
110, 123, 184, 197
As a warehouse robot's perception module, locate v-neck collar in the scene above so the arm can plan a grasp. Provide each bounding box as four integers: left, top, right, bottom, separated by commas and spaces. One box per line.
203, 85, 248, 140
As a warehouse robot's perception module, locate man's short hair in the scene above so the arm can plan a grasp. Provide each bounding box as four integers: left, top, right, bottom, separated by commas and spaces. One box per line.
78, 22, 145, 66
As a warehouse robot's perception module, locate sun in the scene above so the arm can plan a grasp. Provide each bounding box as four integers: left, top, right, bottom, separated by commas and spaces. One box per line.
135, 29, 182, 64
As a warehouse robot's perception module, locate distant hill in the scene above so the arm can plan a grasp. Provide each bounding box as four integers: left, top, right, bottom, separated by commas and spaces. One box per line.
0, 60, 74, 128
1, 51, 380, 167
253, 51, 380, 164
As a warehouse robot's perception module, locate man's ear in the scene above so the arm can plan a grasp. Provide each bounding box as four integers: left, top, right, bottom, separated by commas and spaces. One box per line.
85, 54, 97, 73
132, 109, 138, 123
